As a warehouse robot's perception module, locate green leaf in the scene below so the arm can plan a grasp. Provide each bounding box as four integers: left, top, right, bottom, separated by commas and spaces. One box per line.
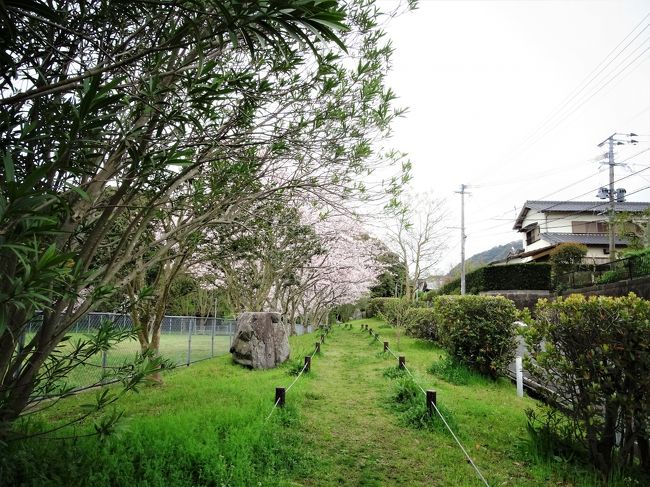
3, 151, 15, 184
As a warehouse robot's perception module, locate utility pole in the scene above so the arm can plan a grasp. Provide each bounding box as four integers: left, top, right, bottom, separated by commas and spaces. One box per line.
455, 184, 469, 295
607, 136, 616, 262
597, 133, 638, 262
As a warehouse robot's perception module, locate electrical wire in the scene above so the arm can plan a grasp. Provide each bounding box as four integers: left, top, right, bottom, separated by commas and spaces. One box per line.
468, 183, 650, 239
468, 144, 649, 229
472, 14, 650, 184
467, 149, 650, 236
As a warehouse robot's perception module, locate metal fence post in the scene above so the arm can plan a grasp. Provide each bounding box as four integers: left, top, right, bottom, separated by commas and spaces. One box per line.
187, 317, 193, 366
516, 356, 524, 397
102, 349, 108, 382
211, 317, 215, 358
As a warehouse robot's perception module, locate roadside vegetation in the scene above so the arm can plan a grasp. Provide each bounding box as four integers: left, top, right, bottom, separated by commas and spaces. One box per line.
3, 320, 646, 486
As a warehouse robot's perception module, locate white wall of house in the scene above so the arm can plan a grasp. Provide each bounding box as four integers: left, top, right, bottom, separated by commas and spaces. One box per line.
526, 238, 551, 252
584, 247, 611, 264
520, 210, 609, 235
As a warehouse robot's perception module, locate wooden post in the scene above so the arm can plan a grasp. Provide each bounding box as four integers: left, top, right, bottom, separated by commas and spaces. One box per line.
275, 387, 286, 407
426, 390, 437, 417
304, 356, 311, 373
368, 328, 373, 335
315, 342, 321, 354
399, 356, 405, 369
383, 341, 389, 352
320, 334, 325, 343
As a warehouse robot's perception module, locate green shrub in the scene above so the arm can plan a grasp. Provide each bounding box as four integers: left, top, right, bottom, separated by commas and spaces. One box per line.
367, 297, 395, 317
434, 295, 518, 377
386, 376, 456, 432
378, 297, 412, 327
436, 263, 551, 295
549, 242, 587, 288
403, 307, 437, 340
525, 293, 650, 475
595, 269, 622, 284
427, 356, 489, 386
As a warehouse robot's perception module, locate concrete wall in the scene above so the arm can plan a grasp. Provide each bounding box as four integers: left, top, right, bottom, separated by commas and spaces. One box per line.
482, 276, 650, 308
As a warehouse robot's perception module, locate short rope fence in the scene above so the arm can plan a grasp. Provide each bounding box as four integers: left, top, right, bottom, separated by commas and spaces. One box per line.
358, 323, 490, 487
265, 326, 331, 422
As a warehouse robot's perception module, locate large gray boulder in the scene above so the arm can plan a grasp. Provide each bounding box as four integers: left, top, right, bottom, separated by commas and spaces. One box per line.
229, 312, 290, 369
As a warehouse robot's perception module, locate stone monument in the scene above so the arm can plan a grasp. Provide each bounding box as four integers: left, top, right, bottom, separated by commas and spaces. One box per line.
229, 312, 290, 369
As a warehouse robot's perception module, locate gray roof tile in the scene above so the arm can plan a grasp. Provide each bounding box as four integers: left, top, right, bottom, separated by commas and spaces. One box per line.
514, 200, 650, 229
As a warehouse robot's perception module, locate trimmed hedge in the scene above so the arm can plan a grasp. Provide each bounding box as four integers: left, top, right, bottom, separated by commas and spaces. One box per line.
403, 307, 437, 340
526, 293, 650, 474
434, 263, 551, 296
434, 295, 518, 378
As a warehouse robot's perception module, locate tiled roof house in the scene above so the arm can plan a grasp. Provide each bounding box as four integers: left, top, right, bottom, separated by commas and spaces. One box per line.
499, 200, 650, 264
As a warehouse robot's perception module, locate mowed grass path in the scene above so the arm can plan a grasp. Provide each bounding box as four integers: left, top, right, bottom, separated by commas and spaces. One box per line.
291, 320, 555, 487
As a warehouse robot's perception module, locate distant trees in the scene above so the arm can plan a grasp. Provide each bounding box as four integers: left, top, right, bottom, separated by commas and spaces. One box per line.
0, 0, 410, 435
384, 193, 448, 300
549, 242, 588, 288
369, 247, 407, 297
613, 209, 650, 251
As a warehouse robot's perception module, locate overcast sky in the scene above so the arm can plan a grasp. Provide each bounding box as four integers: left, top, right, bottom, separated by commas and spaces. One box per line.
377, 0, 650, 273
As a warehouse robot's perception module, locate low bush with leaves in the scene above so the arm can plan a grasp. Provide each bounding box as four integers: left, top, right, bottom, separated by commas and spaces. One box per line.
595, 269, 622, 285
434, 295, 518, 378
549, 242, 588, 288
525, 293, 650, 476
366, 297, 394, 318
378, 297, 412, 327
403, 307, 438, 340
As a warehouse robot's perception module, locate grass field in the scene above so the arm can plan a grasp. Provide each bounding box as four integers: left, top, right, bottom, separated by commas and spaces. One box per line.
26, 332, 233, 390
3, 320, 647, 486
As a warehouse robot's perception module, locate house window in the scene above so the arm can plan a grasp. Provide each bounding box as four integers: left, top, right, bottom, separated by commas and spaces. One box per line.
526, 225, 540, 245
572, 221, 608, 234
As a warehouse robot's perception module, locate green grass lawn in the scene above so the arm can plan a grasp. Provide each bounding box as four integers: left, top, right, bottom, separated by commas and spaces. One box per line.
26, 332, 233, 390
3, 320, 644, 486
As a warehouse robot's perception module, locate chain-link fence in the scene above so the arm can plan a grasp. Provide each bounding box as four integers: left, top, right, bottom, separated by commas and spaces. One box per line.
294, 324, 314, 335
23, 313, 315, 392
24, 312, 237, 391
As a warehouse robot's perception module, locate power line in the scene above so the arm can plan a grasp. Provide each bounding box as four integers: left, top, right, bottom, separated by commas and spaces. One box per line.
468, 148, 650, 235
529, 44, 650, 146
472, 14, 650, 183
468, 182, 650, 238
514, 16, 650, 153
469, 144, 649, 228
